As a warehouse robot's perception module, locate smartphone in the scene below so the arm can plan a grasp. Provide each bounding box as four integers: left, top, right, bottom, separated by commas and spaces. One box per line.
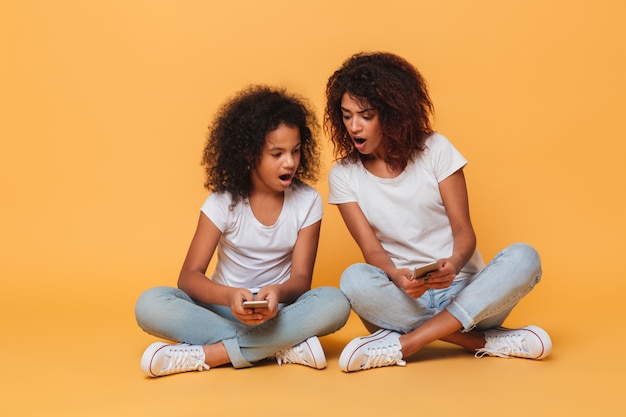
242, 300, 269, 309
413, 261, 440, 279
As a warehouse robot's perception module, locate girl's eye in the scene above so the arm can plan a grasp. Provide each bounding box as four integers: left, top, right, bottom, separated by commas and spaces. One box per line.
342, 114, 351, 120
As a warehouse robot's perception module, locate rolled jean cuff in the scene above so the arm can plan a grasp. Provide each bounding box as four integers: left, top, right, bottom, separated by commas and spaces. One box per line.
222, 337, 253, 369
445, 298, 475, 332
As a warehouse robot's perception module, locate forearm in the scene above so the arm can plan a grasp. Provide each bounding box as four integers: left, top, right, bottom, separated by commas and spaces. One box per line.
447, 227, 476, 274
269, 273, 312, 304
177, 271, 235, 306
363, 248, 398, 278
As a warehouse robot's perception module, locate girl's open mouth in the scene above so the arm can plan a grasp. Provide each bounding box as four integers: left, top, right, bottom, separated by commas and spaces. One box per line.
279, 174, 294, 186
354, 137, 366, 151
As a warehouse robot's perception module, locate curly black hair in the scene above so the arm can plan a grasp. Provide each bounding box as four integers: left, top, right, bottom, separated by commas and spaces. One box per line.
324, 52, 434, 172
202, 85, 320, 207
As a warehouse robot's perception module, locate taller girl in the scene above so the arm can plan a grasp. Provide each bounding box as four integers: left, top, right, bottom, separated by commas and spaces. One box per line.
324, 52, 552, 372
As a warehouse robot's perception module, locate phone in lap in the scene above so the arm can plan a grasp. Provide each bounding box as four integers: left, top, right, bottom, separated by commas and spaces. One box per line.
242, 300, 269, 309
413, 261, 440, 279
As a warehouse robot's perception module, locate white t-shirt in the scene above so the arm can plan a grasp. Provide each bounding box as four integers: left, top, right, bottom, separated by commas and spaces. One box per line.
328, 132, 485, 279
201, 183, 323, 292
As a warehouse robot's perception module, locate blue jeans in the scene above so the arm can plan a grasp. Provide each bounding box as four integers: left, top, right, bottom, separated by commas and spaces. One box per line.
135, 286, 350, 368
340, 243, 542, 333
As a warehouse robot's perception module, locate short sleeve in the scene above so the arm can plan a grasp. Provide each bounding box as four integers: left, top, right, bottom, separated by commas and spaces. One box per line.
297, 185, 323, 229
200, 192, 231, 232
328, 162, 358, 205
422, 133, 468, 183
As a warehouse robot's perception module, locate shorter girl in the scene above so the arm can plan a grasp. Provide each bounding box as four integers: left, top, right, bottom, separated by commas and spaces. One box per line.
135, 85, 350, 377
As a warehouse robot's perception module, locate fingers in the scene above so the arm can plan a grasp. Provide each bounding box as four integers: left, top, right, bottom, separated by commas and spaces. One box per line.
237, 305, 275, 325
422, 271, 455, 287
239, 312, 265, 325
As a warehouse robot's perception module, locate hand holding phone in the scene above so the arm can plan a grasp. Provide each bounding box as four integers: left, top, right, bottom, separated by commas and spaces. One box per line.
242, 300, 269, 309
413, 261, 440, 279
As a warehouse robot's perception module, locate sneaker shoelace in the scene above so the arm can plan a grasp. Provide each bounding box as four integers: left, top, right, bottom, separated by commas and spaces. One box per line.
275, 344, 307, 366
165, 346, 210, 373
361, 345, 406, 370
475, 332, 530, 358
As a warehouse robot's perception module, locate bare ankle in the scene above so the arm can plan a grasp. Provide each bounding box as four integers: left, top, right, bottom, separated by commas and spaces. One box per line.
203, 342, 230, 368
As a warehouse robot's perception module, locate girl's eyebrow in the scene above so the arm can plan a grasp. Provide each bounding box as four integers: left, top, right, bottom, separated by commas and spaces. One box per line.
341, 106, 376, 113
265, 142, 301, 151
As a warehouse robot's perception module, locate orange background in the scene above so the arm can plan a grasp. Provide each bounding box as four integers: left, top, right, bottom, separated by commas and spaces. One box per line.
1, 1, 625, 416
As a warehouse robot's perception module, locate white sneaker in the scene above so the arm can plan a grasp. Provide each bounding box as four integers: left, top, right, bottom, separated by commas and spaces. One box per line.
141, 342, 210, 377
475, 325, 552, 359
275, 336, 327, 369
338, 329, 406, 372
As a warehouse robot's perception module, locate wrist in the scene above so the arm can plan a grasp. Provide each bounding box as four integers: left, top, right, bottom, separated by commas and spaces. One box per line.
447, 257, 462, 275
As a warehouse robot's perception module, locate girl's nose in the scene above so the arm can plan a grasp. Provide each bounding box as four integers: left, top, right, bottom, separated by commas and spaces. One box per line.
284, 153, 296, 167
349, 118, 362, 133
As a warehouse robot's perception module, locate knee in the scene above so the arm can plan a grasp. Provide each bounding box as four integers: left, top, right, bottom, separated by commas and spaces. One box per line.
315, 286, 351, 319
339, 263, 374, 296
135, 286, 175, 323
308, 286, 351, 331
505, 242, 543, 284
508, 242, 541, 268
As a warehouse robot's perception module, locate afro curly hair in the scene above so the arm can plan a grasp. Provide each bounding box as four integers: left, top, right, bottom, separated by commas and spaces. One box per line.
202, 85, 321, 207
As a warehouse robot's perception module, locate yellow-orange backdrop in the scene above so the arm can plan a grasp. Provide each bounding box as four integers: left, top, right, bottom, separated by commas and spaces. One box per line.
2, 1, 624, 304
1, 1, 625, 415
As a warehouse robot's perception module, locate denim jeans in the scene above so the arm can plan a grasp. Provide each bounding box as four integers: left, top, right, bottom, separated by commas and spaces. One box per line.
135, 286, 350, 368
340, 243, 542, 334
